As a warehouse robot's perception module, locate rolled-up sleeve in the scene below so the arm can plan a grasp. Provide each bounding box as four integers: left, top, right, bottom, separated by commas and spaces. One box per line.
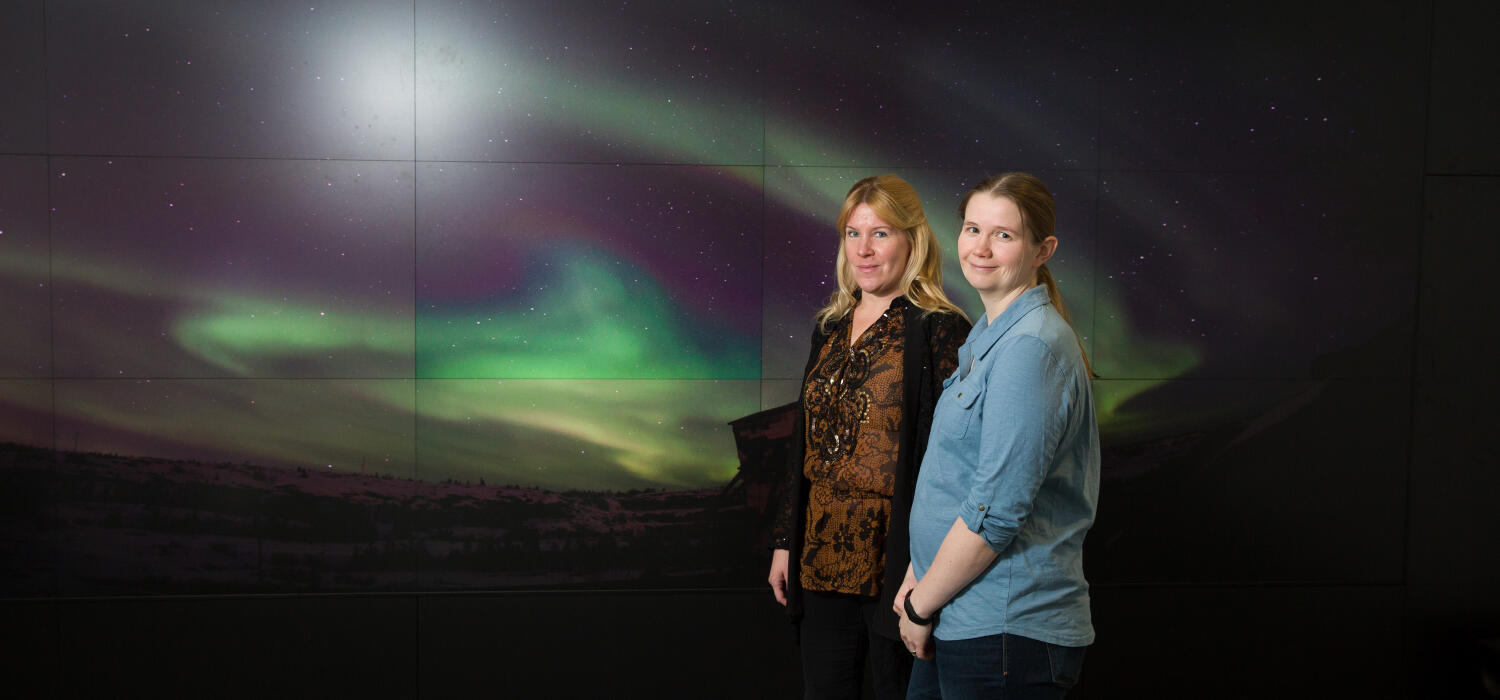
959, 335, 1066, 553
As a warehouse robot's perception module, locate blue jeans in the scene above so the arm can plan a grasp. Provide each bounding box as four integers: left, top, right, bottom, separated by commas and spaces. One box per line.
906, 633, 1085, 700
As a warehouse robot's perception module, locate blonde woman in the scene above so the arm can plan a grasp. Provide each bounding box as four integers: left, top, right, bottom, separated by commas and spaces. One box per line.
769, 174, 970, 700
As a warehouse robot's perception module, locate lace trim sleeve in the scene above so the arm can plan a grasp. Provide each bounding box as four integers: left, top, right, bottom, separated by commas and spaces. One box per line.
927, 311, 969, 392
767, 413, 801, 549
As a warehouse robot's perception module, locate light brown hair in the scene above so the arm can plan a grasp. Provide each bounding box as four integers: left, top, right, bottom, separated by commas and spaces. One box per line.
960, 172, 1093, 376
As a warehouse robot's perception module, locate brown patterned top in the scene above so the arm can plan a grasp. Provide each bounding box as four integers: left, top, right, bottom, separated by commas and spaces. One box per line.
798, 303, 906, 596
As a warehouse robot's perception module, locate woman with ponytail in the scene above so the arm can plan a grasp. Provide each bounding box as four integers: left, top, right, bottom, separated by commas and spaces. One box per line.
895, 173, 1099, 699
767, 174, 971, 700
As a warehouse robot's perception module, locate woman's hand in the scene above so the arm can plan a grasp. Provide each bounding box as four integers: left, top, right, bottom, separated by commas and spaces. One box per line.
895, 563, 934, 659
898, 601, 936, 661
768, 548, 790, 605
892, 563, 918, 617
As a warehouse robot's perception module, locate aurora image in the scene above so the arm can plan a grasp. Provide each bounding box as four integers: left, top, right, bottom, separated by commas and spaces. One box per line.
0, 0, 1420, 596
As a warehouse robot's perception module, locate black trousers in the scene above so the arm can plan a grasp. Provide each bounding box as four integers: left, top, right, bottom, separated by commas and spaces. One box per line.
800, 590, 913, 700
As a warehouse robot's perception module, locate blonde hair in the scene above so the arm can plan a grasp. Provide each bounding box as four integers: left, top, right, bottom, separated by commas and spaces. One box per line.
959, 172, 1094, 377
815, 174, 966, 332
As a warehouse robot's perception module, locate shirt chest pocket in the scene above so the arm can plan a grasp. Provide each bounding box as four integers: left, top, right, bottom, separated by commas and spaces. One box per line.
937, 374, 984, 440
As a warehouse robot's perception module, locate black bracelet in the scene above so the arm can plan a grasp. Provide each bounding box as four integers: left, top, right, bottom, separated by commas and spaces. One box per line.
904, 590, 937, 626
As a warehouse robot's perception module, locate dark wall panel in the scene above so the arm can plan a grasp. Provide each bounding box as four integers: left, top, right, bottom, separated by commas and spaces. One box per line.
1094, 171, 1418, 380
51, 379, 416, 595
765, 2, 1102, 170
47, 0, 415, 160
1427, 0, 1500, 174
414, 162, 762, 380
413, 0, 765, 165
1417, 177, 1498, 383
413, 378, 761, 590
0, 381, 52, 448
0, 601, 59, 698
0, 434, 58, 597
1090, 379, 1408, 585
57, 595, 419, 699
0, 1, 46, 152
419, 591, 800, 699
414, 378, 754, 490
0, 156, 51, 377
49, 157, 415, 379
1086, 585, 1404, 699
1099, 1, 1428, 174
1407, 176, 1500, 698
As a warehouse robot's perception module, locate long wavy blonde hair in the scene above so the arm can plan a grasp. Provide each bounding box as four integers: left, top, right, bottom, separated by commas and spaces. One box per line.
815, 174, 966, 333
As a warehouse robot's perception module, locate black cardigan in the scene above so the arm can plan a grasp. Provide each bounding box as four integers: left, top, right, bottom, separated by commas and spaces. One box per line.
772, 300, 969, 641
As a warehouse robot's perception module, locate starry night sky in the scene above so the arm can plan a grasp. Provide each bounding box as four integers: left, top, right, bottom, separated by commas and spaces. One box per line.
0, 0, 1425, 492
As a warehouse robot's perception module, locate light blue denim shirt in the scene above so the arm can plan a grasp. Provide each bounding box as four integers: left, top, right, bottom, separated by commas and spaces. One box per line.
909, 284, 1100, 646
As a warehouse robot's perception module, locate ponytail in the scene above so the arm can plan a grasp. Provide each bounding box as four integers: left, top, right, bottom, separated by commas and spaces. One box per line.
1036, 263, 1094, 378
1036, 264, 1069, 323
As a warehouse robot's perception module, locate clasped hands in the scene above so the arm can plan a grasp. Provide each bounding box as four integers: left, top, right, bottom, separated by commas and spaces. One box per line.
893, 572, 935, 661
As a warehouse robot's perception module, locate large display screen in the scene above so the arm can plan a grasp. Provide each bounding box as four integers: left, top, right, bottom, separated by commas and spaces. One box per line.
0, 0, 1425, 596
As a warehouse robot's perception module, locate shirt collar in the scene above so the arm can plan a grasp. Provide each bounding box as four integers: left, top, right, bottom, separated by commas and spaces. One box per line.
959, 285, 1051, 372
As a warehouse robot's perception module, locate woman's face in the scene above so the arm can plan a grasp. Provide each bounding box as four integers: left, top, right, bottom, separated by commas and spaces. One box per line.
843, 203, 911, 301
957, 193, 1054, 299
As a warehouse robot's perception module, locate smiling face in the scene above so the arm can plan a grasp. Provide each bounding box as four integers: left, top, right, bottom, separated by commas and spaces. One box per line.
958, 192, 1056, 312
842, 202, 912, 302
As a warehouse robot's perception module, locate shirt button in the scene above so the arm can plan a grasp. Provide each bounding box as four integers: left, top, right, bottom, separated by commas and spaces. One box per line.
978, 505, 986, 511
